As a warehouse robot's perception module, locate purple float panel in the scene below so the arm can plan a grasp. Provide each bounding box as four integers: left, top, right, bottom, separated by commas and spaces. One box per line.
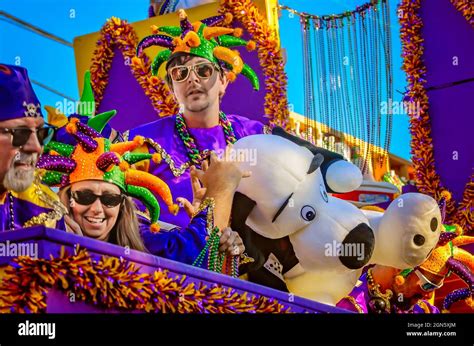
97, 50, 161, 132
418, 0, 474, 202
427, 84, 474, 202
402, 185, 419, 194
0, 227, 348, 314
420, 0, 474, 87
219, 35, 267, 124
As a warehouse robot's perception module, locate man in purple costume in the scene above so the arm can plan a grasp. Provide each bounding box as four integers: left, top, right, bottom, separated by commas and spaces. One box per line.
0, 64, 65, 231
128, 10, 267, 228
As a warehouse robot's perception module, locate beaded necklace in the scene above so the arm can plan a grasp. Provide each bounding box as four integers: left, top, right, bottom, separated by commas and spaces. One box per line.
191, 197, 241, 277
192, 227, 239, 275
175, 112, 236, 168
8, 193, 15, 230
367, 268, 393, 313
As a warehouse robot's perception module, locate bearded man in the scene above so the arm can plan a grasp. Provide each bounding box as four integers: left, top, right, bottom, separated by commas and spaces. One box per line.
0, 64, 65, 231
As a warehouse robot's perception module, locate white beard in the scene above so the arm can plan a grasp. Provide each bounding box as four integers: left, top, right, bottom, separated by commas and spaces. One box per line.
3, 152, 38, 192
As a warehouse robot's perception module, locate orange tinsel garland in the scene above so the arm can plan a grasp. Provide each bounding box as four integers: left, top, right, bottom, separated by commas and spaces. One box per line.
90, 17, 178, 117
399, 0, 473, 231
450, 0, 474, 27
219, 0, 290, 128
0, 247, 290, 313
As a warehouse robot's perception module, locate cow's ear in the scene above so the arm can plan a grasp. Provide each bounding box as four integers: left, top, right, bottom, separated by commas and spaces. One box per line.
231, 192, 257, 228
272, 126, 317, 153
273, 127, 344, 161
307, 153, 324, 174
231, 192, 266, 273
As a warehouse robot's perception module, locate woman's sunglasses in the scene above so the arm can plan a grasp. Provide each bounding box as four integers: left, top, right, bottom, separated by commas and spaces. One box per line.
71, 190, 123, 208
0, 125, 56, 147
414, 269, 443, 292
168, 62, 217, 82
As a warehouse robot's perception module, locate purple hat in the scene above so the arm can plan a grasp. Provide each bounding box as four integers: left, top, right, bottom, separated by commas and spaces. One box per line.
0, 64, 43, 121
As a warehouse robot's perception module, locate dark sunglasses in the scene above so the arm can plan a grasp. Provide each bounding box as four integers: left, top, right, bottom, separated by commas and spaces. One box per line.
168, 62, 217, 82
0, 125, 56, 147
71, 190, 123, 208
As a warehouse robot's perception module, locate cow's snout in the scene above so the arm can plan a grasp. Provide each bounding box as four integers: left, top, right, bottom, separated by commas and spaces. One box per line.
339, 223, 374, 269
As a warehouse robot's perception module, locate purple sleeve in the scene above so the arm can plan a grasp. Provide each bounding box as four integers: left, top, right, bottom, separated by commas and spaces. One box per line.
336, 274, 370, 313
412, 301, 440, 314
336, 286, 369, 313
55, 217, 66, 231
228, 114, 265, 138
138, 212, 208, 265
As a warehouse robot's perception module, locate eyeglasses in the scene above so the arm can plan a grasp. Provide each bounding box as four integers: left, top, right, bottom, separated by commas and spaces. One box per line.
168, 62, 217, 82
414, 269, 443, 292
0, 125, 56, 147
71, 190, 123, 208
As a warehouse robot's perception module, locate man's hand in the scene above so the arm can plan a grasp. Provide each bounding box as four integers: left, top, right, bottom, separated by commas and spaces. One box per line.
177, 147, 251, 218
177, 165, 207, 218
219, 227, 245, 256
193, 148, 251, 195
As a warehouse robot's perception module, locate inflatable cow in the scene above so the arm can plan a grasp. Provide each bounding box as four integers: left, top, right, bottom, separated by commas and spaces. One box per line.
231, 128, 442, 305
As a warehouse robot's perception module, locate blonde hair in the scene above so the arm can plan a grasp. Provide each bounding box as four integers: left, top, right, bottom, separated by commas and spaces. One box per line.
112, 196, 147, 252
59, 186, 147, 252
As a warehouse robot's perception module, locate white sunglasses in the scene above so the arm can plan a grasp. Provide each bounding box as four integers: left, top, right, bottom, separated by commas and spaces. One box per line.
414, 269, 443, 292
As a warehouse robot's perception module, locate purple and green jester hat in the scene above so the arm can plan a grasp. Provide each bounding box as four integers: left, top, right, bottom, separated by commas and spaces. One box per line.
136, 9, 260, 90
37, 117, 179, 233
45, 70, 116, 143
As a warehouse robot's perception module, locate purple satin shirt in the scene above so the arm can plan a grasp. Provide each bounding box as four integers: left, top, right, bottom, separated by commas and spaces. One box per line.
0, 193, 65, 231
129, 114, 265, 228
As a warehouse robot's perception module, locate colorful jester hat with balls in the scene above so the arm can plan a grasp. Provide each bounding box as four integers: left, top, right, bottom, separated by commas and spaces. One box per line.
45, 70, 116, 142
37, 118, 179, 232
136, 9, 260, 90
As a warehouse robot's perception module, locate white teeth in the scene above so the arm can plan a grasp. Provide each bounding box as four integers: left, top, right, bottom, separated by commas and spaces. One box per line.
85, 217, 105, 224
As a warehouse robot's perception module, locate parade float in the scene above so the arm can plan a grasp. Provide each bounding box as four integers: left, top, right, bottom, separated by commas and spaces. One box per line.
0, 0, 472, 314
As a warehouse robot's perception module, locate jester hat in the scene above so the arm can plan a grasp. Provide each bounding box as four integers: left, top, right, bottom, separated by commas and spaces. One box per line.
45, 71, 116, 143
37, 117, 179, 232
136, 9, 260, 90
420, 225, 474, 312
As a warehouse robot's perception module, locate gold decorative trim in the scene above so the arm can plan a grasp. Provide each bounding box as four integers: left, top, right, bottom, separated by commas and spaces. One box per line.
341, 295, 364, 314
144, 137, 192, 177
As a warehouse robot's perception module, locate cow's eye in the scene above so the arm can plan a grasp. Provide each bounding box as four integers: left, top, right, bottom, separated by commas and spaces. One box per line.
301, 205, 316, 221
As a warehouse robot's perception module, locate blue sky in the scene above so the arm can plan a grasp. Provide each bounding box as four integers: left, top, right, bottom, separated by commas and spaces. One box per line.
0, 0, 410, 160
